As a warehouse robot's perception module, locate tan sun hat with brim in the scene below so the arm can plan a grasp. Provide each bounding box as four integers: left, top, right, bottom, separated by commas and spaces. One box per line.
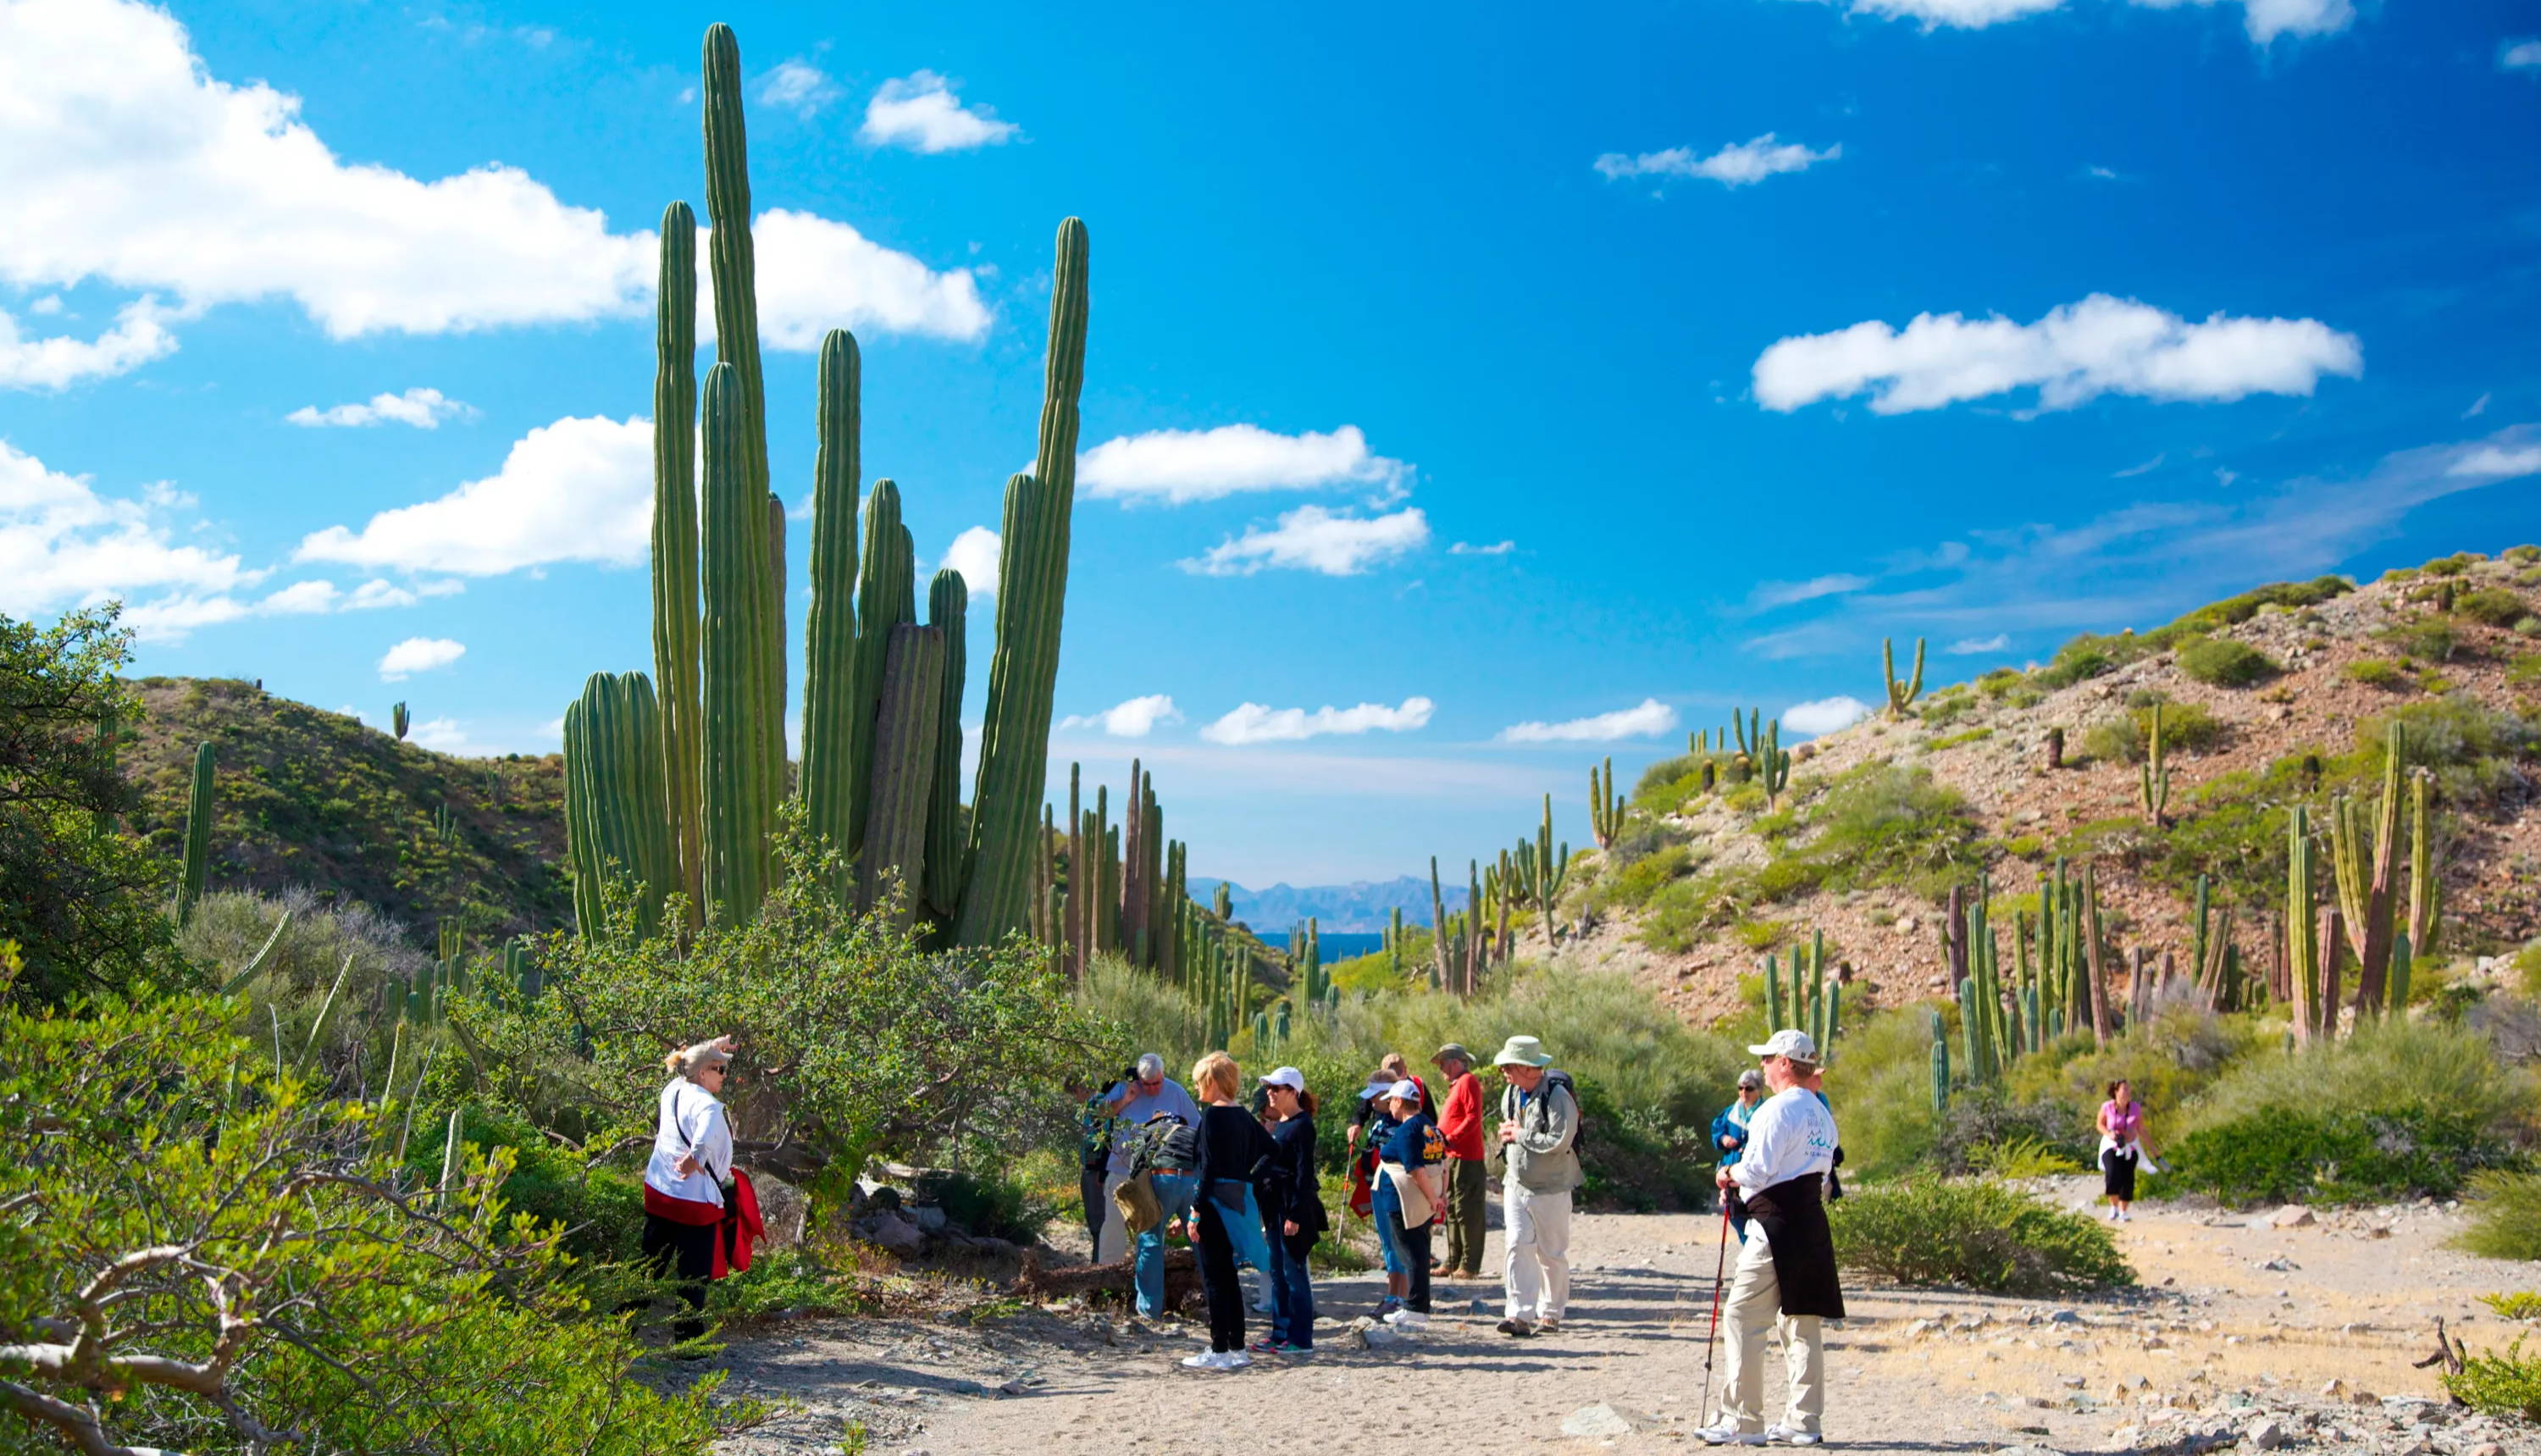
1492, 1035, 1553, 1068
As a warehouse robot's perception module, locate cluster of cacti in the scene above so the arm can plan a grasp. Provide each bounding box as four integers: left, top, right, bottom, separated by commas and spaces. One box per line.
392, 701, 410, 741
562, 673, 675, 939
433, 800, 457, 846
1422, 855, 1505, 997
1882, 636, 1927, 718
1287, 920, 1331, 1008
1736, 710, 1792, 810
1499, 794, 1571, 950
1759, 930, 1841, 1061
2139, 703, 2169, 826
2186, 874, 2251, 1012
1196, 921, 1256, 1048
1044, 760, 1196, 980
564, 23, 1088, 945
177, 742, 214, 927
1589, 756, 1623, 849
2281, 722, 2442, 1042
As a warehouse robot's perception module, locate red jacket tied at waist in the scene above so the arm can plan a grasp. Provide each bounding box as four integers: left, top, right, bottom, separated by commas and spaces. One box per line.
644, 1169, 765, 1278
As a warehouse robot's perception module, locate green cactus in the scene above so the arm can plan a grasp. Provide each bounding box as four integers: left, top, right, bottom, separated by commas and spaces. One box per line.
2328, 721, 2405, 1014
651, 201, 706, 921
844, 480, 915, 860
563, 671, 677, 938
2287, 804, 2317, 1044
922, 569, 971, 920
2139, 702, 2169, 826
392, 701, 410, 740
1214, 880, 1232, 921
1930, 1036, 1951, 1113
1589, 756, 1623, 850
1757, 717, 1791, 810
856, 624, 947, 925
2389, 930, 2413, 1013
799, 328, 862, 881
1882, 636, 1926, 718
1763, 952, 1784, 1029
960, 217, 1091, 946
177, 742, 214, 927
696, 361, 779, 923
2407, 768, 2440, 955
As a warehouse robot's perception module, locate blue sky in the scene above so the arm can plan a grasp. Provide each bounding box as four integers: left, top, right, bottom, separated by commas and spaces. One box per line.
3, 0, 2538, 886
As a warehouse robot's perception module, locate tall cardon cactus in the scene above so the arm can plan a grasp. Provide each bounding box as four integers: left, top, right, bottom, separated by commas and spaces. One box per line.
177, 743, 214, 927
797, 328, 861, 888
650, 201, 706, 921
564, 671, 676, 938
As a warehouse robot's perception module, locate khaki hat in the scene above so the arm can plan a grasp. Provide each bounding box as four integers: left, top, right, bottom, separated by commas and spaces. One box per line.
1492, 1035, 1553, 1068
1431, 1043, 1473, 1067
1747, 1029, 1819, 1062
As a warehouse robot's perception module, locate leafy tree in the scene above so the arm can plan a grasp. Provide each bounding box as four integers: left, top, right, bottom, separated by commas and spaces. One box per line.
0, 606, 191, 1005
0, 990, 746, 1454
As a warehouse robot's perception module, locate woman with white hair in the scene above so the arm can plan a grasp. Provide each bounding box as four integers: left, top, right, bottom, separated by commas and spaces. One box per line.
643, 1033, 761, 1348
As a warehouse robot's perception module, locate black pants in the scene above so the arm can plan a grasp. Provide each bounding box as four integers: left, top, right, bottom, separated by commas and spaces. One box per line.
1080, 1165, 1109, 1250
1195, 1195, 1248, 1352
643, 1211, 717, 1343
2102, 1147, 2138, 1201
1386, 1208, 1433, 1313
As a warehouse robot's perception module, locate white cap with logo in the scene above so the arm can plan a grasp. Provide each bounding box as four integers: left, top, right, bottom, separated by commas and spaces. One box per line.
1259, 1066, 1306, 1092
1746, 1028, 1819, 1062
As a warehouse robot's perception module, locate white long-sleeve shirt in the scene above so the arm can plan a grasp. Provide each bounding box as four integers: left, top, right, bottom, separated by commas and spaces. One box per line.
644, 1077, 732, 1206
1730, 1087, 1837, 1196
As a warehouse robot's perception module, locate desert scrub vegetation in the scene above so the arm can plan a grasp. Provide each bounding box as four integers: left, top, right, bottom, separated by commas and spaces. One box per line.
2166, 1021, 2538, 1205
2176, 635, 2279, 687
2078, 699, 2226, 764
2484, 1292, 2541, 1320
1831, 1179, 2133, 1295
2446, 1338, 2541, 1421
2456, 587, 2531, 628
2026, 578, 2349, 691
2348, 657, 2410, 689
2458, 1171, 2541, 1262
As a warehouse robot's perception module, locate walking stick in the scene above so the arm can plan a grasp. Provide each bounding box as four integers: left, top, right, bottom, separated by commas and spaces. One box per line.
1697, 1202, 1732, 1422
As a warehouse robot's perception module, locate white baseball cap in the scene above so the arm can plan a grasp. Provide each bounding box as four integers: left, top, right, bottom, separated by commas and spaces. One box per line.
1259, 1066, 1306, 1092
1747, 1029, 1819, 1061
1385, 1078, 1423, 1102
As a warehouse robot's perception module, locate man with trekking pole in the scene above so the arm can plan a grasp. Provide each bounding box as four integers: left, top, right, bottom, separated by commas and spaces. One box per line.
1696, 1030, 1843, 1448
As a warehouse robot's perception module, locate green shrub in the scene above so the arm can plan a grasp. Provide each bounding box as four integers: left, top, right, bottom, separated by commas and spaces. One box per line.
2348, 657, 2409, 689
1630, 754, 1708, 814
1921, 689, 1978, 727
1978, 667, 2025, 697
406, 1103, 647, 1264
1966, 1134, 2085, 1178
2033, 635, 2132, 689
2511, 654, 2541, 687
2152, 578, 2351, 643
1929, 728, 1994, 750
2177, 637, 2279, 687
2423, 553, 2477, 577
2459, 1171, 2541, 1261
2361, 695, 2541, 804
2382, 618, 2460, 662
1733, 918, 1785, 949
1597, 843, 1696, 912
2446, 1337, 2541, 1420
2169, 1106, 2503, 1205
1822, 1006, 1946, 1181
1831, 1180, 2134, 1295
2005, 1004, 2263, 1149
2457, 588, 2531, 628
2383, 567, 2422, 584
2079, 700, 2226, 764
2506, 545, 2541, 564
2483, 1291, 2541, 1320
2516, 617, 2541, 638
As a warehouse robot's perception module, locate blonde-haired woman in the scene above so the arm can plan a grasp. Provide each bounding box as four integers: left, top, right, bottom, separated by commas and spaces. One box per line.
1182, 1050, 1276, 1370
643, 1034, 760, 1348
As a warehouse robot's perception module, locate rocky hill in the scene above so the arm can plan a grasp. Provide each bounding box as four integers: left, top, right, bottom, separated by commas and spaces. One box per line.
1548, 549, 2541, 1027
119, 676, 569, 947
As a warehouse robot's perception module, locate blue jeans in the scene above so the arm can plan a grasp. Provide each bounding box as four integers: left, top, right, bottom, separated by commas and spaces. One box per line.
1371, 1175, 1406, 1276
1228, 1187, 1276, 1310
1266, 1229, 1315, 1348
1136, 1173, 1199, 1319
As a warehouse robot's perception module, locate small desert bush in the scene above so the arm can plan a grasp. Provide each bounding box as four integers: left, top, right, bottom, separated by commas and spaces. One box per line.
1831, 1179, 2133, 1295
2511, 654, 2541, 687
2381, 618, 2460, 662
1965, 1134, 2085, 1179
2483, 1292, 2541, 1320
2177, 636, 2279, 687
2078, 700, 2226, 764
2422, 552, 2478, 577
2347, 657, 2409, 689
2458, 1171, 2541, 1262
2446, 1338, 2541, 1420
2456, 588, 2531, 628
2506, 545, 2541, 564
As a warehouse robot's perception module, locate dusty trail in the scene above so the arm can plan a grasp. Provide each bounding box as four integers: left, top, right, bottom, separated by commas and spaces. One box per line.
711, 1190, 2541, 1455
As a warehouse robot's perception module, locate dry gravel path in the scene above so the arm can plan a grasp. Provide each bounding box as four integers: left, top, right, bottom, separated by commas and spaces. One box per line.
705, 1189, 2541, 1456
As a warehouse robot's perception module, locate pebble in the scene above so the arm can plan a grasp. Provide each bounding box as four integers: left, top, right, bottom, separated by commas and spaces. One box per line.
2268, 1205, 2317, 1228
2244, 1418, 2289, 1449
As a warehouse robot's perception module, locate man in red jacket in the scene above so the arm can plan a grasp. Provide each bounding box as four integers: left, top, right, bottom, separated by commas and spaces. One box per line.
1430, 1043, 1489, 1279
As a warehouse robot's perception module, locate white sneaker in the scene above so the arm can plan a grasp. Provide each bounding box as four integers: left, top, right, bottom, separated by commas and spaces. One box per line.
1181, 1352, 1218, 1369
1382, 1309, 1429, 1331
1765, 1424, 1824, 1445
1218, 1349, 1252, 1369
1695, 1423, 1766, 1446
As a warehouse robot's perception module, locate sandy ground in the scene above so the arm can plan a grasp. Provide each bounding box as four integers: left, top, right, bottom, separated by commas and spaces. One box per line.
703, 1186, 2541, 1456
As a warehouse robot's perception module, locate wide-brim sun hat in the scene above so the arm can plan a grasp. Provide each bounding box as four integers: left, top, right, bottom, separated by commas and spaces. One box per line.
1747, 1028, 1819, 1062
1492, 1035, 1553, 1068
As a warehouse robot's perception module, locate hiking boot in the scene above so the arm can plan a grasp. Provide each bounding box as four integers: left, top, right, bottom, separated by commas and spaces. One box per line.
1694, 1423, 1766, 1446
1535, 1317, 1562, 1334
1764, 1425, 1823, 1446
1496, 1316, 1534, 1337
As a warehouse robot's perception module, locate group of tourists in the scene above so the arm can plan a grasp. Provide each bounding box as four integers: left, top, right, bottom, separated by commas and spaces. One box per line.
1072, 1033, 1582, 1368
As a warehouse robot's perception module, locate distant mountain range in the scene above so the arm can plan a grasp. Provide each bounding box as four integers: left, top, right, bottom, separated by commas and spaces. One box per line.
1188, 876, 1469, 935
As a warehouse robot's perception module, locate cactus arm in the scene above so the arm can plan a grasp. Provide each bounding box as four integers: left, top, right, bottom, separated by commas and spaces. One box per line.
799, 328, 862, 866
922, 568, 971, 922
651, 202, 705, 923
857, 624, 946, 925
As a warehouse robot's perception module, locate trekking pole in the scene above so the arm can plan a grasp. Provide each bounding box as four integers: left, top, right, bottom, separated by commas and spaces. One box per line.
1697, 1202, 1731, 1422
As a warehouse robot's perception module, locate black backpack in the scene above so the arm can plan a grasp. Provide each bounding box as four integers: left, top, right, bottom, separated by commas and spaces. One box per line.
1509, 1071, 1589, 1155
1125, 1114, 1199, 1175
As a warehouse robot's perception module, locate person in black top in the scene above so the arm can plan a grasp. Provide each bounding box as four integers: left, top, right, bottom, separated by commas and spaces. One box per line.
1375, 1079, 1445, 1331
1181, 1051, 1275, 1370
1250, 1066, 1326, 1354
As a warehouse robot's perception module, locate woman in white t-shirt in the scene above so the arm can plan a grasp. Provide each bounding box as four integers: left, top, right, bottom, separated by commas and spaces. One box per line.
644, 1035, 738, 1347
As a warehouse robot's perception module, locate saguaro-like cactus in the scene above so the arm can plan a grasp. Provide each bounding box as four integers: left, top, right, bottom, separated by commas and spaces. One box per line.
177, 742, 215, 926
564, 671, 677, 938
960, 218, 1090, 946
923, 569, 970, 920
2328, 722, 2405, 1015
857, 625, 945, 925
1882, 637, 1926, 719
2286, 805, 2318, 1044
650, 202, 706, 921
2407, 769, 2441, 955
2139, 703, 2169, 826
1757, 718, 1791, 809
391, 702, 410, 741
700, 363, 779, 922
846, 481, 915, 858
798, 328, 861, 882
1589, 756, 1622, 850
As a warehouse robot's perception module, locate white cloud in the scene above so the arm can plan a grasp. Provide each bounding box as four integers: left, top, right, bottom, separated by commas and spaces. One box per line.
1078, 424, 1408, 505
2464, 392, 2492, 418
0, 438, 253, 638
2085, 165, 2125, 182
709, 210, 990, 347
1184, 505, 1429, 577
1450, 540, 1516, 556
1059, 694, 1182, 738
286, 387, 473, 429
1784, 695, 1874, 736
1946, 633, 2011, 654
938, 525, 1000, 596
0, 0, 983, 357
1200, 696, 1435, 745
298, 415, 653, 575
379, 636, 465, 681
0, 298, 177, 389
2112, 452, 2166, 478
258, 579, 338, 615
408, 716, 469, 751
1794, 0, 2354, 44
758, 58, 841, 118
1498, 698, 1679, 744
348, 578, 422, 609
859, 70, 1019, 152
1593, 133, 1841, 186
2499, 38, 2541, 70
1749, 573, 1872, 609
1753, 294, 2361, 415
2448, 445, 2541, 479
